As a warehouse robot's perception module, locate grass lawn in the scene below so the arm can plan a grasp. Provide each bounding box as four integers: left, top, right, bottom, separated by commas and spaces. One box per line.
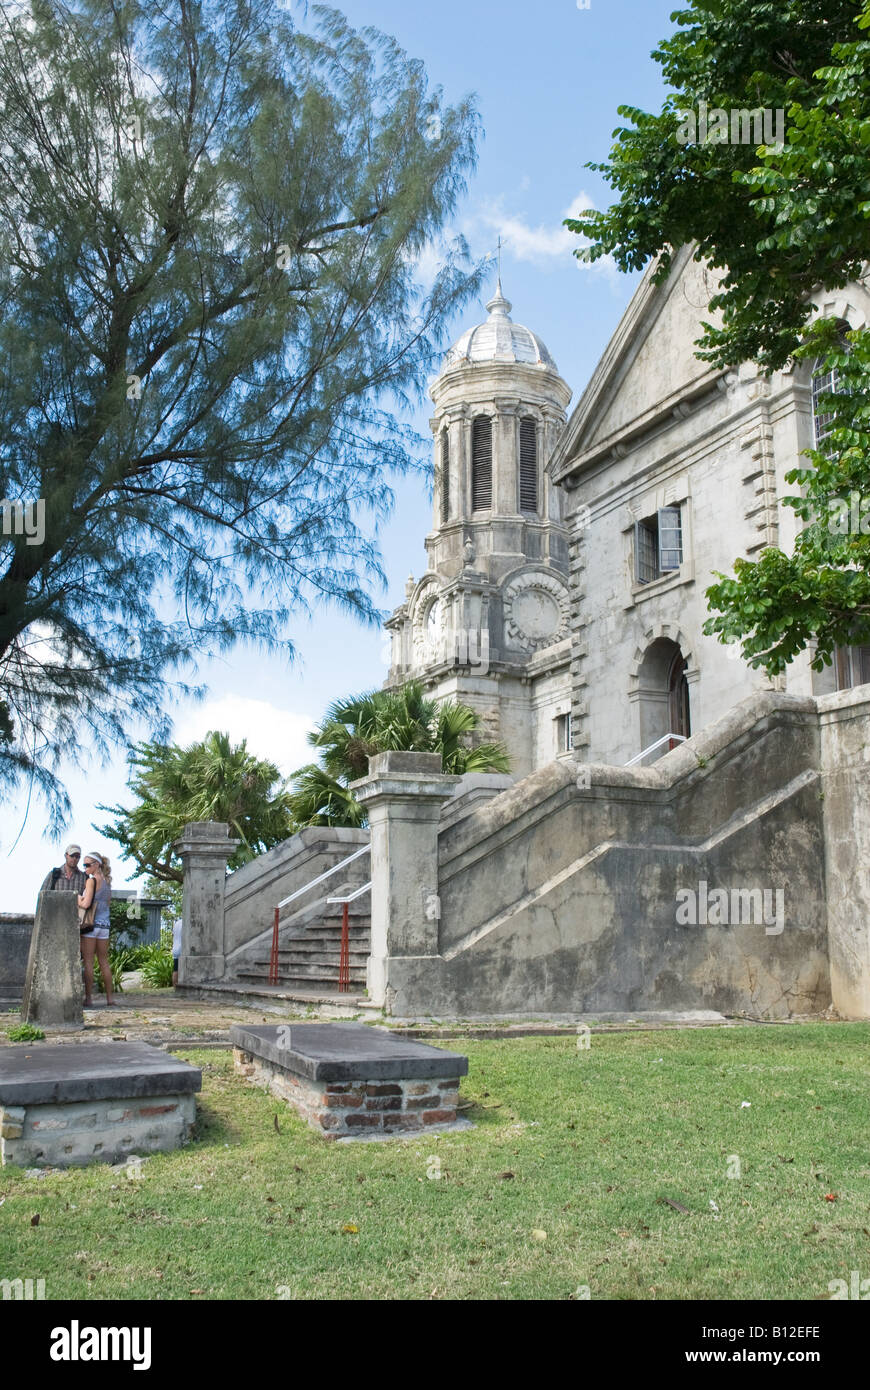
1, 1023, 868, 1300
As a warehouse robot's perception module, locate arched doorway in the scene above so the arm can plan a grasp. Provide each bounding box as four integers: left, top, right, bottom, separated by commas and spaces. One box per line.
636, 637, 691, 760
668, 651, 691, 745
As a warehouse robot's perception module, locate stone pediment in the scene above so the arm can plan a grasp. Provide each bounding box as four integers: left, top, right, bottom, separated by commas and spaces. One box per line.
550, 246, 725, 483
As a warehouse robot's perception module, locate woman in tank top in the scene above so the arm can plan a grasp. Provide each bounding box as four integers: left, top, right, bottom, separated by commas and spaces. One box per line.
78, 851, 114, 1007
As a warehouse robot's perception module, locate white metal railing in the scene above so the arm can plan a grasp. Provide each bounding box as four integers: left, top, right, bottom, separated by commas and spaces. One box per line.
269, 842, 371, 987
625, 733, 687, 767
276, 842, 370, 911
326, 881, 372, 906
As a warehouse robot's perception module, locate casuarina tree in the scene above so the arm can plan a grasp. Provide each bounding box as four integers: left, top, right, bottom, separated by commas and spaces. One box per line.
0, 0, 483, 828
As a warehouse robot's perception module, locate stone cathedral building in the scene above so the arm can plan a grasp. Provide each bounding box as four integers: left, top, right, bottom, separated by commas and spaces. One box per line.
386, 246, 870, 774
174, 247, 870, 1025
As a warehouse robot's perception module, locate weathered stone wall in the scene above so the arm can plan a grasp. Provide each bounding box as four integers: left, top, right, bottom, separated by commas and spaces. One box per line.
551, 257, 870, 768
377, 693, 835, 1020
0, 914, 33, 1006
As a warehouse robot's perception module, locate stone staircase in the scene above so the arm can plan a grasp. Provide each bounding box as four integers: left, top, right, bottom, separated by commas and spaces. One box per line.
235, 894, 371, 996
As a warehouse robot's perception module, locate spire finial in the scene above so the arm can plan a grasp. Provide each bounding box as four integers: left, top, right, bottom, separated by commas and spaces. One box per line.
487, 237, 512, 317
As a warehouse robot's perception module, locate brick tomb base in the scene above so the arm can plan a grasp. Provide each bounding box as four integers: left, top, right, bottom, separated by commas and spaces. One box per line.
231, 1022, 469, 1140
0, 1042, 201, 1168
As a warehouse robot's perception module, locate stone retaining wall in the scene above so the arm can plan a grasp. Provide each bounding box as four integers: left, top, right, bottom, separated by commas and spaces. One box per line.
0, 914, 34, 1006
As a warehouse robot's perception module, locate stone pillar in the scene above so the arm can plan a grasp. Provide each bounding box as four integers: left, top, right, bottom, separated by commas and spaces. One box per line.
21, 892, 84, 1030
494, 400, 519, 515
819, 689, 870, 1018
351, 753, 460, 1011
172, 822, 240, 985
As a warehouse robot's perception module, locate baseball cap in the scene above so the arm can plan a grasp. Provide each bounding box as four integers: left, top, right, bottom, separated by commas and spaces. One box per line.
65, 843, 82, 855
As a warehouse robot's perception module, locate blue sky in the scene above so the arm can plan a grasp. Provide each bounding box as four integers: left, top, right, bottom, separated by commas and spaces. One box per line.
1, 0, 679, 909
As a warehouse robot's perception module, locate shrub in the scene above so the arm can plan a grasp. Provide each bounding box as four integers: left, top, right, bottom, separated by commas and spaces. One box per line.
139, 932, 174, 989
96, 943, 150, 993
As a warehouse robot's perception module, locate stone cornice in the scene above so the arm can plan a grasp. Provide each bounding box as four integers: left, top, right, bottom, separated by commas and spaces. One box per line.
553, 371, 725, 485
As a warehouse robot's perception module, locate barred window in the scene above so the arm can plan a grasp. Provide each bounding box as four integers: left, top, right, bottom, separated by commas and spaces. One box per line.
635, 506, 683, 585
519, 417, 537, 513
812, 364, 844, 446
440, 431, 450, 524
472, 416, 492, 511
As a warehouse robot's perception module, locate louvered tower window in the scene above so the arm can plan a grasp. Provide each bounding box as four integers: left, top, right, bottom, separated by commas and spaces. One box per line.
471, 417, 492, 511
519, 417, 538, 513
439, 431, 450, 524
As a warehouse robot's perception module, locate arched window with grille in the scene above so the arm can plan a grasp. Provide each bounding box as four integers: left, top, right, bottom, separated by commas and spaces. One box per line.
472, 416, 492, 511
519, 416, 538, 513
439, 431, 450, 524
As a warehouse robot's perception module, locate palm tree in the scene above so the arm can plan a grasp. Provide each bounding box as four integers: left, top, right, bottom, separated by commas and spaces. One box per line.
283, 765, 368, 829
98, 731, 295, 882
287, 681, 510, 828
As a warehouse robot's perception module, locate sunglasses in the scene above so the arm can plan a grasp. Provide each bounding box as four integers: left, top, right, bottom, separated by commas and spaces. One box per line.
67, 852, 81, 858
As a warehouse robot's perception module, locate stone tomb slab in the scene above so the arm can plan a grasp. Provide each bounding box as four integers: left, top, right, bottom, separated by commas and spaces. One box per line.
231, 1022, 469, 1140
0, 1042, 201, 1168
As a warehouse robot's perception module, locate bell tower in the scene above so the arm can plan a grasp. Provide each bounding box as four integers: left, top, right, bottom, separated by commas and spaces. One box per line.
385, 280, 573, 777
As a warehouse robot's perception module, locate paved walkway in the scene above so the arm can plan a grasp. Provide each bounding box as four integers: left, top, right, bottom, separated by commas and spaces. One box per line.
3, 986, 832, 1048
4, 987, 344, 1048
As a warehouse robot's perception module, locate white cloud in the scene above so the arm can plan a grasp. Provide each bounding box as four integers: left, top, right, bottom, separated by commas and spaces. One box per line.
171, 696, 316, 777
466, 191, 615, 275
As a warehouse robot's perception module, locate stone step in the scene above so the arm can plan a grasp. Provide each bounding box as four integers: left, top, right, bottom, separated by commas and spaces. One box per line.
268, 942, 370, 960
275, 930, 370, 948
279, 919, 371, 937
236, 970, 367, 993
242, 916, 373, 993
242, 959, 368, 980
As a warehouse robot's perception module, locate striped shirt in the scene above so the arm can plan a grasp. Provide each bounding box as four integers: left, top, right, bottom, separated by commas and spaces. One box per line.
40, 866, 87, 894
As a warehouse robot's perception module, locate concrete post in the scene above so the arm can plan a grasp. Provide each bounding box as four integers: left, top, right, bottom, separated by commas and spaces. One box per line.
819, 688, 870, 1018
21, 892, 84, 1029
172, 822, 240, 985
351, 752, 460, 1010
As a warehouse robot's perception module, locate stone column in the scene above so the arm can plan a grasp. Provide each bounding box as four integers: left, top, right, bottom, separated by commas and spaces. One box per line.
494, 399, 519, 515
21, 892, 84, 1029
172, 822, 240, 985
351, 752, 460, 1011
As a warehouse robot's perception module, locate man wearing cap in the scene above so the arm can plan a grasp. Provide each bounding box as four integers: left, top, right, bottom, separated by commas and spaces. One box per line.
39, 845, 87, 896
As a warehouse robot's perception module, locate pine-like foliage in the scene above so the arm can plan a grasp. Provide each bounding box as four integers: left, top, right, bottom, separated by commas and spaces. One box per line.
0, 0, 483, 828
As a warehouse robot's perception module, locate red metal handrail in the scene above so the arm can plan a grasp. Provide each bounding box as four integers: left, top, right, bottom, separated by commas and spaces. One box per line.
268, 906, 280, 986
327, 882, 372, 993
338, 903, 350, 992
